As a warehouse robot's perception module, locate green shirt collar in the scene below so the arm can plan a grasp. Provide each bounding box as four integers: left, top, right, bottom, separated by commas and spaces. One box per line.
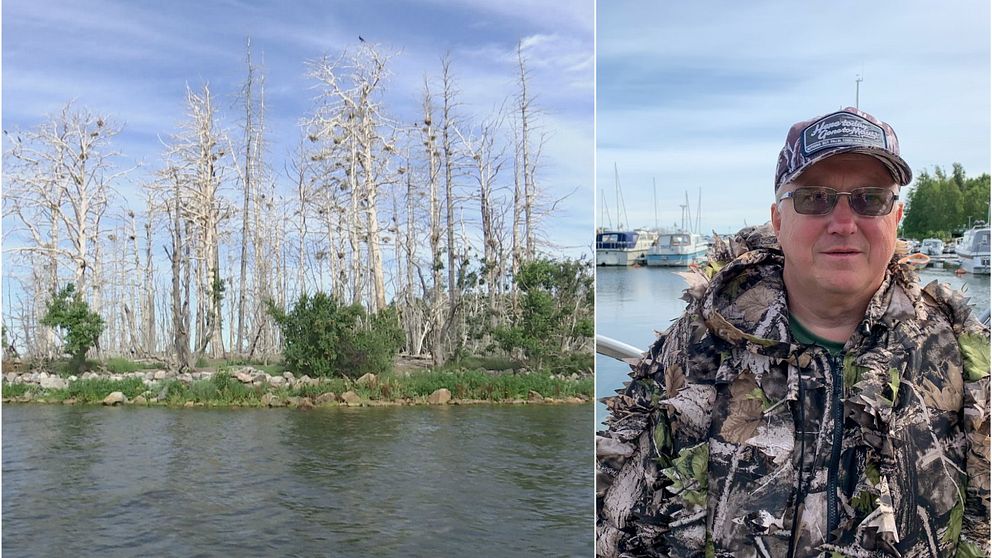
789, 314, 845, 355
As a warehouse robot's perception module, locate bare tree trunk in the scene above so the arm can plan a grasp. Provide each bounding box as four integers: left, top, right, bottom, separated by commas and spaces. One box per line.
143, 215, 156, 356
403, 165, 426, 355
169, 178, 191, 373
441, 56, 458, 314
348, 135, 362, 306
422, 82, 445, 365
517, 42, 535, 261
362, 114, 386, 313
182, 218, 194, 367
126, 212, 141, 356
236, 38, 255, 356
511, 126, 523, 313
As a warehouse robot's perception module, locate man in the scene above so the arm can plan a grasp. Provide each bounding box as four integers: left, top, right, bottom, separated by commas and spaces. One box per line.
596, 107, 990, 557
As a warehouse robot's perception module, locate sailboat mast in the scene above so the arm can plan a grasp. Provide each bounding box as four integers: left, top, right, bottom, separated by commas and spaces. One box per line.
653, 178, 658, 230
683, 191, 692, 232
696, 187, 702, 233
614, 163, 622, 229
600, 188, 612, 229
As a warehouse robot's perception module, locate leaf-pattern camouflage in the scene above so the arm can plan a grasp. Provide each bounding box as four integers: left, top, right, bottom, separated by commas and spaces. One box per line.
596, 224, 991, 557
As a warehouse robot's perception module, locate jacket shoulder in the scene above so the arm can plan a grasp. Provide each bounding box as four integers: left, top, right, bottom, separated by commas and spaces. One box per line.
919, 280, 988, 336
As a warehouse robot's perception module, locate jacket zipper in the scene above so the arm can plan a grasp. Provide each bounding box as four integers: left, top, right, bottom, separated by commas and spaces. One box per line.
826, 352, 844, 541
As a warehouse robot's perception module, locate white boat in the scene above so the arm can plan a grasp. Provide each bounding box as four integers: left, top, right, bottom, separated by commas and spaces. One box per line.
920, 238, 945, 256
597, 164, 658, 265
956, 225, 990, 274
596, 229, 658, 266
645, 190, 708, 267
646, 231, 709, 266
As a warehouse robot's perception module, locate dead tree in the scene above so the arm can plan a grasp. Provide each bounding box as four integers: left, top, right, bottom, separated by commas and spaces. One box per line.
235, 38, 258, 356
166, 170, 192, 372
307, 43, 398, 314
516, 42, 537, 261
421, 80, 446, 365
3, 103, 125, 358
457, 114, 508, 331
142, 203, 157, 355
441, 56, 460, 315
164, 85, 229, 361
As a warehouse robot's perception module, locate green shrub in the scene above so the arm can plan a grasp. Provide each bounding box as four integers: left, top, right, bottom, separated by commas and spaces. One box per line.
52, 358, 100, 377
64, 377, 146, 402
3, 383, 29, 398
267, 293, 404, 378
388, 370, 593, 400
544, 352, 594, 376
189, 380, 219, 401
41, 284, 105, 375
449, 354, 520, 371
494, 258, 593, 368
159, 380, 189, 403
209, 371, 258, 403
104, 357, 160, 374
291, 378, 350, 398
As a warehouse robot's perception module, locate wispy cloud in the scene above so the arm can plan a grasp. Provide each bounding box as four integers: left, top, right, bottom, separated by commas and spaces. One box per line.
598, 0, 990, 233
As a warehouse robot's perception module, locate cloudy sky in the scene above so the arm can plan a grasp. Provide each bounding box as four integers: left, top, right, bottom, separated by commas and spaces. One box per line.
597, 1, 991, 235
2, 0, 594, 255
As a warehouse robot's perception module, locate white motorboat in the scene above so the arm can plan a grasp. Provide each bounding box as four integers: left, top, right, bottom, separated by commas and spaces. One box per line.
956, 225, 990, 274
645, 232, 708, 266
596, 228, 658, 266
645, 190, 707, 267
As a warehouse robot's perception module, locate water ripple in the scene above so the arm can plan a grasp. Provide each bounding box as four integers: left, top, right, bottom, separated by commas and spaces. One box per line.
3, 404, 592, 557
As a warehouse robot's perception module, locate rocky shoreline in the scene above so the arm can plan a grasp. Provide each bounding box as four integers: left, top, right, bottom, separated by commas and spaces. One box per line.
1, 367, 593, 408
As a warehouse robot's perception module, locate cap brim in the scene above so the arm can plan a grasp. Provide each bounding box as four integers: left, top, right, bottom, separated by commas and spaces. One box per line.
778, 146, 913, 190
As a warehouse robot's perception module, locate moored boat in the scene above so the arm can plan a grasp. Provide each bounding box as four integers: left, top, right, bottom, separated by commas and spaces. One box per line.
956, 225, 990, 274
645, 231, 708, 266
596, 229, 658, 266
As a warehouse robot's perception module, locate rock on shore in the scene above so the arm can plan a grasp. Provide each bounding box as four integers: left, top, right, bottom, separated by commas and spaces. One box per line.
102, 392, 126, 406
428, 388, 451, 405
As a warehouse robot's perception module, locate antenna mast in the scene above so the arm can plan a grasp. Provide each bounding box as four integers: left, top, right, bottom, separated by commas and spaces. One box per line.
855, 72, 863, 109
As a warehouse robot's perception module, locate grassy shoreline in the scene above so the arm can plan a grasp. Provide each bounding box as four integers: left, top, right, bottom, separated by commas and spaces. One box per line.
1, 369, 593, 408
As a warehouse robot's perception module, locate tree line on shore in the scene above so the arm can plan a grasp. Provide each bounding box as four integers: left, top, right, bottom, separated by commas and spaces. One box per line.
900, 163, 990, 240
2, 39, 593, 376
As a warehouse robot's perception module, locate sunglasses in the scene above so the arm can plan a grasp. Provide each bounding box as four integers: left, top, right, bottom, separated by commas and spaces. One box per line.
778, 187, 898, 216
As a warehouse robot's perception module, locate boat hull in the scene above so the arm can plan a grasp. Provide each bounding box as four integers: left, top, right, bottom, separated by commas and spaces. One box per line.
958, 252, 991, 274
597, 249, 648, 266
645, 250, 707, 267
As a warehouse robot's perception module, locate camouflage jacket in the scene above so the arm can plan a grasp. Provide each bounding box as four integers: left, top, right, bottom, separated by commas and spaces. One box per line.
597, 226, 991, 557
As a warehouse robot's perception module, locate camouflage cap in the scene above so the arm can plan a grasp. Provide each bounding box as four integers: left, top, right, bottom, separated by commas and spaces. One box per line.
774, 107, 912, 192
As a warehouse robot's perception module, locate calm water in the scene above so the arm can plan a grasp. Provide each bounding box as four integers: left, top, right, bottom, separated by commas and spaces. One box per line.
596, 266, 990, 426
3, 404, 593, 557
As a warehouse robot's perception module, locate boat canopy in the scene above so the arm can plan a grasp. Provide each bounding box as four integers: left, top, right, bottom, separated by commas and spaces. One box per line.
596, 231, 639, 250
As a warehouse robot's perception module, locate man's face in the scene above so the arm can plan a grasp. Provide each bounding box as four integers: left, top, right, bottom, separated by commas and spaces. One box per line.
771, 153, 903, 304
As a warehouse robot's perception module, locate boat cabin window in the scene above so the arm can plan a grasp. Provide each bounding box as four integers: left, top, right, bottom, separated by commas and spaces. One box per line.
975, 230, 990, 250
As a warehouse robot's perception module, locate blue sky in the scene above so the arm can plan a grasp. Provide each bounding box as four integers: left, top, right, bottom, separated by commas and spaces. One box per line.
597, 1, 991, 235
2, 0, 594, 255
